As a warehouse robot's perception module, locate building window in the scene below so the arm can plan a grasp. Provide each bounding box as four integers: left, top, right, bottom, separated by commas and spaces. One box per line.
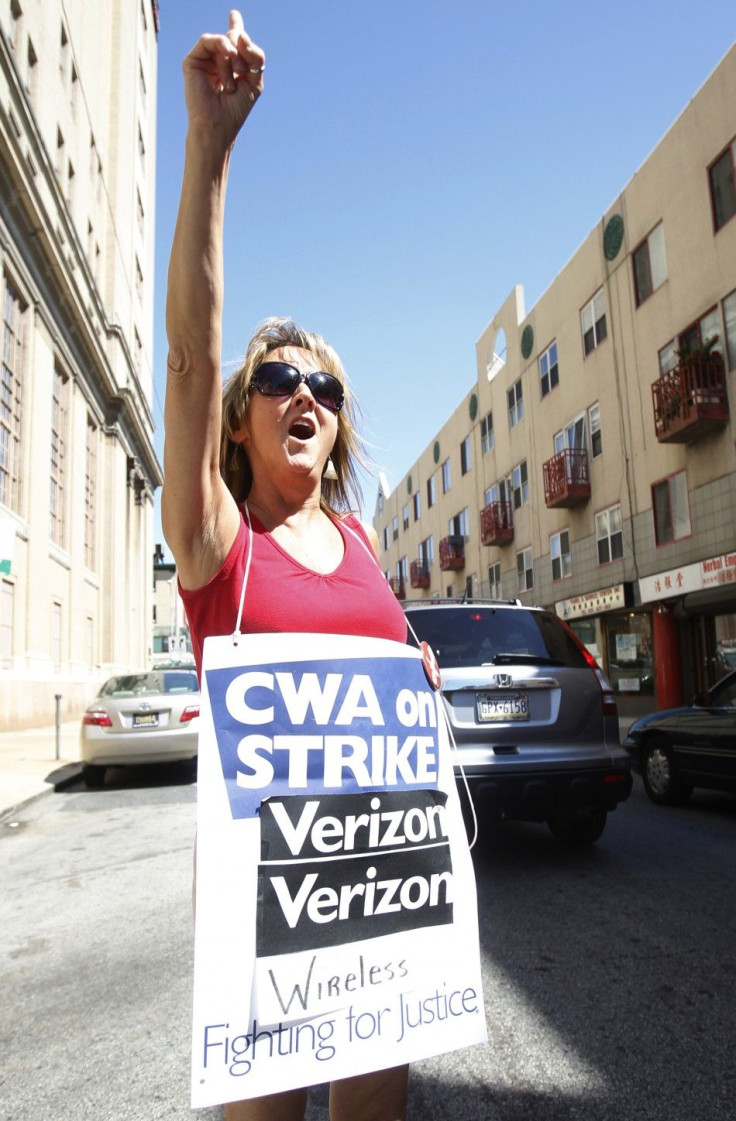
550, 530, 572, 582
383, 526, 389, 551
413, 491, 421, 521
449, 509, 470, 541
507, 379, 523, 428
480, 411, 494, 454
50, 364, 69, 547
420, 536, 434, 566
139, 59, 147, 106
633, 222, 667, 305
662, 307, 722, 371
1, 579, 14, 668
723, 290, 736, 372
596, 504, 623, 565
137, 123, 146, 163
460, 435, 472, 475
26, 37, 38, 103
51, 600, 62, 669
391, 515, 398, 542
539, 341, 559, 397
581, 288, 607, 356
136, 189, 145, 234
402, 504, 409, 532
652, 470, 691, 546
1, 277, 26, 513
84, 417, 97, 569
709, 139, 736, 232
589, 403, 603, 457
511, 460, 529, 509
517, 547, 533, 592
135, 257, 143, 301
427, 475, 436, 508
441, 458, 451, 494
397, 556, 408, 585
488, 561, 501, 599
59, 21, 69, 81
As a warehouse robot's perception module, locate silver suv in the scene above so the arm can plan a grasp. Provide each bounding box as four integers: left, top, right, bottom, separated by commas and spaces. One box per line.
403, 599, 632, 844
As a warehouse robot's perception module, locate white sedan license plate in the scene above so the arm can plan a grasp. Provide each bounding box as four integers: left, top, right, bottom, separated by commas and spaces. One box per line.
133, 712, 159, 728
476, 691, 529, 722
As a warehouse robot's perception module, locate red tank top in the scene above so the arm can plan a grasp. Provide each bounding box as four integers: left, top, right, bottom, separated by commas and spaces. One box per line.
180, 510, 407, 676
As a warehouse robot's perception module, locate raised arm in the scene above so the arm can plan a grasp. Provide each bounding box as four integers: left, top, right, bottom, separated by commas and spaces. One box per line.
162, 11, 265, 590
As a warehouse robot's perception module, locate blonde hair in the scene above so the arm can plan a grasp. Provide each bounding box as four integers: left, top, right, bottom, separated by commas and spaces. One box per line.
221, 317, 369, 513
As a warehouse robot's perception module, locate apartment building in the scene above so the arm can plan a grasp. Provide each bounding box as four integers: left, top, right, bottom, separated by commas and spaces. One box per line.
375, 42, 736, 719
0, 0, 162, 728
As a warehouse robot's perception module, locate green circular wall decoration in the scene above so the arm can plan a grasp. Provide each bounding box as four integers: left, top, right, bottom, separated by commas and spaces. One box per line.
433, 441, 440, 464
603, 214, 624, 260
407, 475, 413, 495
469, 393, 478, 421
521, 325, 534, 360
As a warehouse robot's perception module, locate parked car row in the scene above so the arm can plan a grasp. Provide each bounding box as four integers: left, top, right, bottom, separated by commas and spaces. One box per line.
78, 603, 736, 845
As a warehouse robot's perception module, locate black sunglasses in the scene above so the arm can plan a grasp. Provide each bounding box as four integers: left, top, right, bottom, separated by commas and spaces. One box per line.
251, 361, 344, 412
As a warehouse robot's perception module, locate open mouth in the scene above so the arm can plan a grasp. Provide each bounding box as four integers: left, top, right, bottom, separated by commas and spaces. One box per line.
289, 419, 316, 441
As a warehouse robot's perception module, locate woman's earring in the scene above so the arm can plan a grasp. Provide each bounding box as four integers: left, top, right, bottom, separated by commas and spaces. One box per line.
323, 457, 338, 481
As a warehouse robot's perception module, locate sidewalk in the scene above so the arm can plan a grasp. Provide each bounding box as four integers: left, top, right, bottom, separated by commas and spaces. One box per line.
0, 719, 81, 819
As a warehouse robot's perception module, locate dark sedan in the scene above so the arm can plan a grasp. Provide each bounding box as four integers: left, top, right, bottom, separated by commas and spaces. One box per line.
623, 670, 736, 805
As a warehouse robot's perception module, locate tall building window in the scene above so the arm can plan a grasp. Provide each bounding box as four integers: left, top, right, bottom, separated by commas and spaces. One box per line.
420, 536, 434, 566
441, 458, 451, 494
1, 579, 14, 668
709, 139, 736, 231
488, 561, 501, 599
581, 288, 607, 356
550, 530, 572, 581
596, 504, 623, 565
723, 290, 736, 371
460, 435, 472, 475
59, 21, 69, 82
139, 60, 147, 106
402, 504, 409, 531
26, 36, 37, 102
633, 222, 667, 305
383, 526, 389, 551
511, 460, 529, 509
516, 547, 533, 592
652, 470, 691, 546
449, 509, 469, 540
427, 474, 436, 508
413, 490, 421, 521
589, 403, 603, 458
50, 364, 69, 547
1, 277, 26, 513
507, 379, 523, 427
84, 417, 97, 569
539, 341, 559, 397
480, 411, 494, 454
391, 515, 399, 541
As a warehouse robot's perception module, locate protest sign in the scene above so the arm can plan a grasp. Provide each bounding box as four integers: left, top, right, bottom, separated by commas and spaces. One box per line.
191, 632, 485, 1108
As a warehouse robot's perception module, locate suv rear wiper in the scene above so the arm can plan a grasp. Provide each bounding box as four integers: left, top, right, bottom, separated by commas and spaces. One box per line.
487, 653, 565, 666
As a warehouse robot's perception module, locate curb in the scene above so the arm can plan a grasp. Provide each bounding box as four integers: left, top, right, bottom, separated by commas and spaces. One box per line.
0, 762, 83, 822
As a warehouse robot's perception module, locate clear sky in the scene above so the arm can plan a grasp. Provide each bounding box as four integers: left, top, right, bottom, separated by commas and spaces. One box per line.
152, 1, 735, 556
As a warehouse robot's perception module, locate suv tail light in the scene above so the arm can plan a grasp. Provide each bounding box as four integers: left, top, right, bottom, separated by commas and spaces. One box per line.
560, 621, 618, 716
83, 709, 113, 727
180, 705, 200, 723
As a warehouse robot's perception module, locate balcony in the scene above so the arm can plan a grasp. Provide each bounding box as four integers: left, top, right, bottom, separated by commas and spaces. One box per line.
439, 534, 465, 571
543, 448, 591, 508
410, 560, 431, 589
480, 500, 514, 546
652, 353, 728, 443
388, 577, 405, 598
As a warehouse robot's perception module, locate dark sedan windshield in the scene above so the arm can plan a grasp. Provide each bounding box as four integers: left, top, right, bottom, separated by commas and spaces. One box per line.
405, 607, 588, 670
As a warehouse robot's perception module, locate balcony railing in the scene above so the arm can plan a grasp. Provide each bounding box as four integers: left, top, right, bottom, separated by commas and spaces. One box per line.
409, 560, 431, 588
439, 534, 465, 571
542, 448, 591, 508
651, 353, 728, 443
388, 576, 405, 598
480, 500, 514, 546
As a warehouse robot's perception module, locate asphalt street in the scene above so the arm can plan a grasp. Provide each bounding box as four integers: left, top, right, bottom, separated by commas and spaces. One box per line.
1, 768, 735, 1120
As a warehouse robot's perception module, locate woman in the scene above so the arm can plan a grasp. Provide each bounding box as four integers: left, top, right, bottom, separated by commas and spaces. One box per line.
163, 11, 409, 1121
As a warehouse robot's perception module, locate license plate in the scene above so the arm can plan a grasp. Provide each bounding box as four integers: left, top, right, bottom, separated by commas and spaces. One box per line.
133, 713, 159, 728
476, 691, 529, 722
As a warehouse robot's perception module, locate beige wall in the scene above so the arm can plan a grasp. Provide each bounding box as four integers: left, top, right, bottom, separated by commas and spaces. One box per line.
0, 0, 161, 728
375, 43, 736, 616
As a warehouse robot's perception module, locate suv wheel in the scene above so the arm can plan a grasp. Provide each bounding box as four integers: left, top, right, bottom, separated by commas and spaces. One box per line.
82, 763, 106, 789
547, 804, 607, 845
641, 737, 692, 806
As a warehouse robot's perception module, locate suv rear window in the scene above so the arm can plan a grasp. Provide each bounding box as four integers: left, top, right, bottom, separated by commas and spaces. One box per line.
405, 607, 588, 670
